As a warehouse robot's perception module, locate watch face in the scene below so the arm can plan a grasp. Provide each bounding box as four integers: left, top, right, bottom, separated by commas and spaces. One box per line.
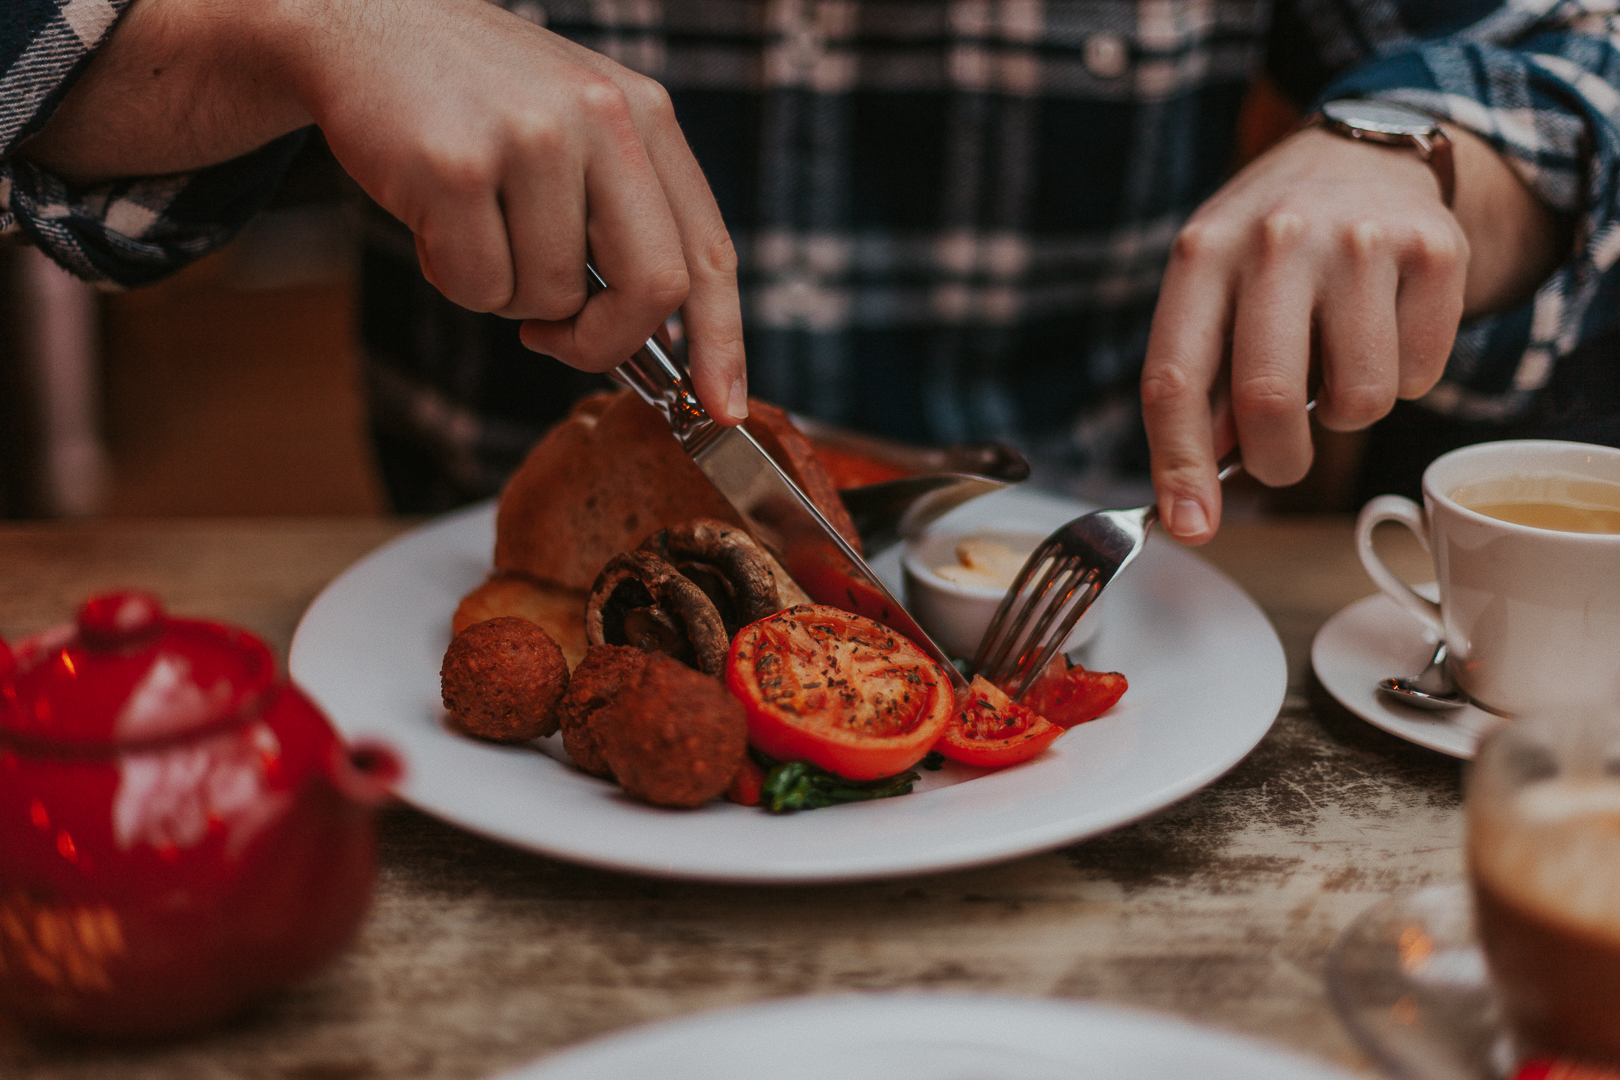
1322, 99, 1437, 136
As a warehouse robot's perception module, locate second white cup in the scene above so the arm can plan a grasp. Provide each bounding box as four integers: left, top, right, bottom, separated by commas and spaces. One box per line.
1356, 439, 1620, 717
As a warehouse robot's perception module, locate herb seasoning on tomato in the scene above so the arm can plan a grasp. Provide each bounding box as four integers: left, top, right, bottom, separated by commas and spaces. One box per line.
935, 676, 1065, 767
725, 605, 955, 780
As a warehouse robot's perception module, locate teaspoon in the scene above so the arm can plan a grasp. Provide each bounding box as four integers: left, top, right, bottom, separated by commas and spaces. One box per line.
1376, 639, 1470, 711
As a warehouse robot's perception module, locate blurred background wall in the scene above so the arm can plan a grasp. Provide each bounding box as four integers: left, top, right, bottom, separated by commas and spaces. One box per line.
0, 135, 386, 519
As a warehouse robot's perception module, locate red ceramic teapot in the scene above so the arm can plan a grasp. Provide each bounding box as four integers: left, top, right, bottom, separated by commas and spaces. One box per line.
0, 591, 402, 1038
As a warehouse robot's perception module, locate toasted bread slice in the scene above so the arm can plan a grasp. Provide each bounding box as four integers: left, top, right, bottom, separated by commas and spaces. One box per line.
495, 390, 859, 591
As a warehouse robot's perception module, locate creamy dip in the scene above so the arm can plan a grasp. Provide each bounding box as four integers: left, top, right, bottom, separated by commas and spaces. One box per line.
932, 538, 1029, 590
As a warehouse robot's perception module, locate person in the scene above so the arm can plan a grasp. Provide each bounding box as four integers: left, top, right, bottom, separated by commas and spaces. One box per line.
4, 0, 1616, 540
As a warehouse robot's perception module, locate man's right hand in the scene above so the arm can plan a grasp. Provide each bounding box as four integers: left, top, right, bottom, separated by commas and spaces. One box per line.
22, 0, 749, 423
293, 0, 747, 420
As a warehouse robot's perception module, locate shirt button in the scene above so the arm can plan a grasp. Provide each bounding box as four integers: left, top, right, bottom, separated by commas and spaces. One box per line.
788, 26, 822, 73
1083, 32, 1129, 79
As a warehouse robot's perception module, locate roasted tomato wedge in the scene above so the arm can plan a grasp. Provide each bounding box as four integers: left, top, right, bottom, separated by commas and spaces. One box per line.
812, 444, 912, 489
936, 676, 1065, 767
725, 605, 955, 780
1016, 657, 1128, 728
780, 542, 904, 631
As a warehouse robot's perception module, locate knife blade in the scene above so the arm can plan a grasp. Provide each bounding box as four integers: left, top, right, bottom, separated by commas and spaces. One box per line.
590, 265, 970, 694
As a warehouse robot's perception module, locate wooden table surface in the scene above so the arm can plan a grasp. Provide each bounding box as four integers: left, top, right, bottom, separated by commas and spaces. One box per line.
0, 514, 1448, 1080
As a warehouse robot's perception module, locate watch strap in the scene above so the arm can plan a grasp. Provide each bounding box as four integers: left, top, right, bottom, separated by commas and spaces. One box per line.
1409, 127, 1456, 209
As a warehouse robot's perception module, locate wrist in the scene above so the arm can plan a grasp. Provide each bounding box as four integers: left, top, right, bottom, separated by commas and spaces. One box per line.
1444, 123, 1569, 317
235, 0, 341, 128
1308, 99, 1455, 208
18, 0, 316, 180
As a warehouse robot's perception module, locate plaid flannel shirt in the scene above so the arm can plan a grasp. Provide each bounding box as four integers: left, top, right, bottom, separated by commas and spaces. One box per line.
6, 0, 1620, 510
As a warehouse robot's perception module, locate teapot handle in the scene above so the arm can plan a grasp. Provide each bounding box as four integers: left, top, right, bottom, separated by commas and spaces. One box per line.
328, 739, 404, 807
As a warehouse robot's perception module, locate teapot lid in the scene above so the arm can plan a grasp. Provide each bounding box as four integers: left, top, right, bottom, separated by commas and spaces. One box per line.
0, 591, 276, 749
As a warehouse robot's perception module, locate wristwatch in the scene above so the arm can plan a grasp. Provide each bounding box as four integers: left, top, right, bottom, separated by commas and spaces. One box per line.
1311, 99, 1455, 207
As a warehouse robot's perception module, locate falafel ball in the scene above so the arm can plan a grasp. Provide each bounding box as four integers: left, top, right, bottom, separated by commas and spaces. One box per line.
558, 644, 648, 779
593, 653, 747, 808
440, 616, 568, 742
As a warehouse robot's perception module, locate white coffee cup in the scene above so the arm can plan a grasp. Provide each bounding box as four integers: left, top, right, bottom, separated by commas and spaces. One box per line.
1356, 439, 1620, 717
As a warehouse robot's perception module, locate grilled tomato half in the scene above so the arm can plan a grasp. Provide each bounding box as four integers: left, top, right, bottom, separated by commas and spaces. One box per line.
725, 605, 955, 779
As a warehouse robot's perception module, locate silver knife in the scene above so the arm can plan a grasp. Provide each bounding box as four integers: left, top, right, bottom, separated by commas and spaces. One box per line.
591, 265, 970, 695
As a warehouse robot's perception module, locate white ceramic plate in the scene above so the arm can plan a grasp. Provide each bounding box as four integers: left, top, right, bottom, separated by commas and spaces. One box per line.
502, 993, 1359, 1080
1311, 589, 1502, 760
290, 487, 1285, 883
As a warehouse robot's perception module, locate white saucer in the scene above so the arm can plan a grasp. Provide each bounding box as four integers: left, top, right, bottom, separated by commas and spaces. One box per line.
1311, 589, 1503, 760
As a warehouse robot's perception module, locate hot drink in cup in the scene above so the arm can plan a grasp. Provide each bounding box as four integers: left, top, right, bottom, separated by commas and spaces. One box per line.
1468, 711, 1620, 1066
1452, 473, 1620, 534
1357, 440, 1620, 717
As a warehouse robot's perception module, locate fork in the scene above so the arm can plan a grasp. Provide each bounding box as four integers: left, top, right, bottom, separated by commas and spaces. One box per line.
972, 424, 1285, 701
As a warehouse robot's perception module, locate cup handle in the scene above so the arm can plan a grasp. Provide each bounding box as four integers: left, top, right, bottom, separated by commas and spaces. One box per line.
1355, 494, 1444, 637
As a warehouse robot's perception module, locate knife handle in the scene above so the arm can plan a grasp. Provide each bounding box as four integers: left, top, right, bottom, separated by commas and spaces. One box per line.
586, 264, 711, 442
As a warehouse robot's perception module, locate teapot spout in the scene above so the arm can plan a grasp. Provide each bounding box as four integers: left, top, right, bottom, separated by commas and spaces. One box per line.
329, 739, 404, 807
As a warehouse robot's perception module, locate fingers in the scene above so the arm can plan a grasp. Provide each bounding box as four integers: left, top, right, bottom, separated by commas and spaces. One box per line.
317, 2, 742, 390
413, 183, 514, 314
492, 121, 589, 323
1142, 130, 1472, 545
1228, 212, 1315, 488
1141, 222, 1236, 545
613, 77, 748, 423
518, 76, 688, 371
1394, 221, 1467, 399
515, 64, 748, 422
678, 247, 749, 423
1315, 221, 1400, 432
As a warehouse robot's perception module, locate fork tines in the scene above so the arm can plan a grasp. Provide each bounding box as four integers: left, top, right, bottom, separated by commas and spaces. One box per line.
972, 547, 1104, 700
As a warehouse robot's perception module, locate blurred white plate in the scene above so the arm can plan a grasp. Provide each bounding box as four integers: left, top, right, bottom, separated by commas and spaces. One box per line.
1311, 589, 1501, 760
505, 993, 1359, 1080
291, 487, 1285, 883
